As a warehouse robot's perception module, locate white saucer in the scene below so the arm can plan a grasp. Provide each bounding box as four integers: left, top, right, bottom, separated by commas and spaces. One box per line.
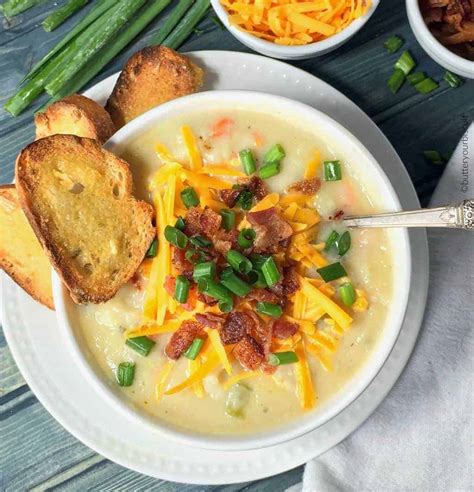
1, 50, 428, 485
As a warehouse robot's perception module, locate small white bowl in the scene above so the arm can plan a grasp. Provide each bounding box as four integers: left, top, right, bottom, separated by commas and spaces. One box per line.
210, 0, 380, 60
54, 91, 411, 451
406, 0, 474, 79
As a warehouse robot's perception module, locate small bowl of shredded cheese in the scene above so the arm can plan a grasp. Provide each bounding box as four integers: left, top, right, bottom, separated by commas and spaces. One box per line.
211, 0, 380, 60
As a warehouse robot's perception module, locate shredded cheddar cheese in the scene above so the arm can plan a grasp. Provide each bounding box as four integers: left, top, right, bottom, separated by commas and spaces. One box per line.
222, 0, 371, 46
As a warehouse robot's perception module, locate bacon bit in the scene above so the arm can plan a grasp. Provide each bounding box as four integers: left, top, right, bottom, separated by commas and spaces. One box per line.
164, 275, 176, 296
184, 206, 222, 237
212, 229, 239, 255
218, 188, 241, 208
184, 207, 203, 236
246, 310, 272, 358
246, 288, 282, 305
220, 311, 253, 345
197, 292, 219, 306
234, 335, 264, 370
172, 247, 193, 274
329, 209, 345, 221
288, 177, 321, 195
272, 320, 298, 339
282, 265, 300, 296
211, 117, 234, 138
195, 312, 226, 329
248, 207, 293, 253
165, 320, 205, 360
247, 176, 268, 200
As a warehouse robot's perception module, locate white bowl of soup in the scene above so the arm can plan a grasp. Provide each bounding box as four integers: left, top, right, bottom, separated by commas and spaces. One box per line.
53, 91, 411, 451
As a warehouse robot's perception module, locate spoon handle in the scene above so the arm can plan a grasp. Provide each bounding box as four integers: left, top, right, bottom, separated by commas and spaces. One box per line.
343, 199, 474, 230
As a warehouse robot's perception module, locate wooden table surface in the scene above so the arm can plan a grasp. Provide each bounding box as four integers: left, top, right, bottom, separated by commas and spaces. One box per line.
1, 1, 472, 490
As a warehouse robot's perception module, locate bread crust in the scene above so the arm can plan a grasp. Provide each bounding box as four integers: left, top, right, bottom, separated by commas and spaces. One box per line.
0, 184, 54, 309
15, 135, 155, 304
105, 46, 204, 128
35, 94, 115, 144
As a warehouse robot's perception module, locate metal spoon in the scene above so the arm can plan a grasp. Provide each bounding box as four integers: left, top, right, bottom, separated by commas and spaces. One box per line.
343, 199, 474, 230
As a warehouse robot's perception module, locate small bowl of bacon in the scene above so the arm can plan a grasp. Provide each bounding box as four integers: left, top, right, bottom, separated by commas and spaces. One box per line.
407, 0, 474, 79
211, 0, 380, 60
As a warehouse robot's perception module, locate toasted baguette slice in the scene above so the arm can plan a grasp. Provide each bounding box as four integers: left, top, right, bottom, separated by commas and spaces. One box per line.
35, 94, 115, 144
15, 135, 155, 304
105, 46, 204, 129
0, 185, 54, 309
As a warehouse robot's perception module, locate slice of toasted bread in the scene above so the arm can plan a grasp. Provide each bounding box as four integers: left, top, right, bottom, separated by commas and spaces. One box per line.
0, 185, 54, 309
15, 135, 155, 304
105, 46, 204, 129
35, 94, 115, 144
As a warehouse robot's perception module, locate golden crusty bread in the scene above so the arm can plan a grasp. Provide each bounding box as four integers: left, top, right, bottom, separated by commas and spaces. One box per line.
35, 94, 115, 144
0, 185, 54, 309
15, 135, 155, 304
105, 46, 204, 129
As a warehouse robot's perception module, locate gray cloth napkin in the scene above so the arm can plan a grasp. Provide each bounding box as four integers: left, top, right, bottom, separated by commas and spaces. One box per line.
291, 123, 474, 492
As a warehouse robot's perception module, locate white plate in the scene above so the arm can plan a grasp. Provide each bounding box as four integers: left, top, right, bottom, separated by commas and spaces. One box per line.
1, 50, 429, 485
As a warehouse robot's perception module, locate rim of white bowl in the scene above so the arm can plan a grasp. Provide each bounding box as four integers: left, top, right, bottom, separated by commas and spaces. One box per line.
54, 90, 411, 452
210, 0, 380, 56
406, 0, 474, 77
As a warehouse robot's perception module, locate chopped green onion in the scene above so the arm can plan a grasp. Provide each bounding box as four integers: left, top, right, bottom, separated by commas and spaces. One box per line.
268, 351, 299, 366
221, 268, 251, 297
181, 186, 200, 208
317, 262, 347, 282
197, 278, 233, 303
422, 150, 446, 166
174, 275, 190, 303
324, 231, 339, 252
184, 338, 204, 360
116, 362, 135, 387
126, 336, 155, 357
407, 71, 425, 85
189, 235, 212, 248
236, 189, 254, 210
148, 0, 193, 45
264, 144, 285, 163
259, 161, 281, 180
225, 383, 251, 418
339, 282, 356, 306
218, 299, 234, 313
239, 149, 257, 175
387, 69, 406, 94
324, 161, 342, 181
238, 228, 256, 249
261, 256, 281, 287
248, 269, 267, 288
226, 250, 253, 274
337, 231, 351, 256
443, 70, 463, 88
193, 261, 216, 280
220, 209, 236, 231
145, 237, 158, 257
164, 226, 188, 249
395, 50, 415, 75
384, 35, 403, 53
175, 216, 186, 231
42, 0, 90, 32
250, 253, 268, 270
256, 302, 283, 318
161, 0, 210, 50
415, 78, 438, 94
185, 249, 206, 264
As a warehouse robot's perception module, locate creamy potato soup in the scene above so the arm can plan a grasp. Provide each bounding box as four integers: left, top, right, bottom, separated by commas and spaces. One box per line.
74, 109, 394, 435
